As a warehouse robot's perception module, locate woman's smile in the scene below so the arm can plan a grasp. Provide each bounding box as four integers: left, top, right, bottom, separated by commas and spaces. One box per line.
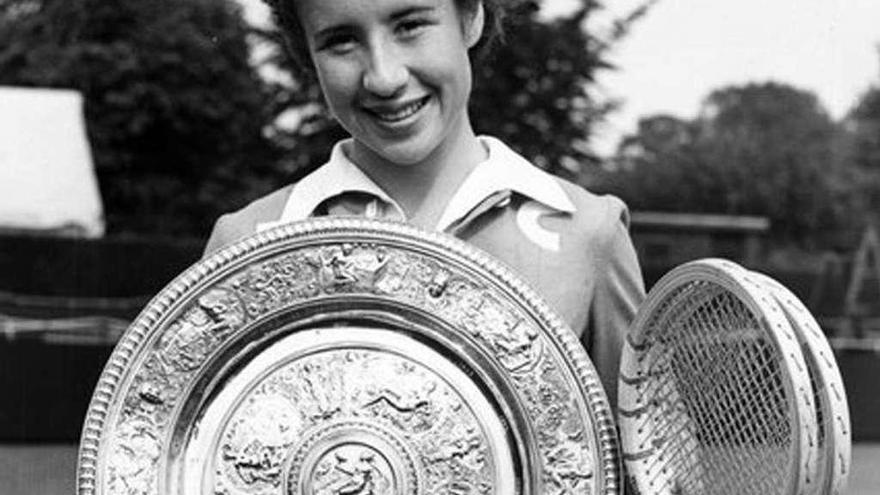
362, 95, 432, 124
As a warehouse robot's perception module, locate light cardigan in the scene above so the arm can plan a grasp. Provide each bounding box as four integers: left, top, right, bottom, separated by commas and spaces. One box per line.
204, 136, 645, 405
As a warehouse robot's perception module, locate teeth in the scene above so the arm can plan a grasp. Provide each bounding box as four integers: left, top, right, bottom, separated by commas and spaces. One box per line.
374, 98, 426, 122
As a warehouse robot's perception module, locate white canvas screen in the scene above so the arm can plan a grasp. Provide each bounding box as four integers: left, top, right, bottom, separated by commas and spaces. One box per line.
0, 86, 104, 237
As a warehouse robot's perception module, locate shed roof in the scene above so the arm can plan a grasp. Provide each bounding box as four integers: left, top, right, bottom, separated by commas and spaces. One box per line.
631, 211, 770, 233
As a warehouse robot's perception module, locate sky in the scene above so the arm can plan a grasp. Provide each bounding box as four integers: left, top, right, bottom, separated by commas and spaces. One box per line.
238, 0, 880, 156
578, 0, 880, 154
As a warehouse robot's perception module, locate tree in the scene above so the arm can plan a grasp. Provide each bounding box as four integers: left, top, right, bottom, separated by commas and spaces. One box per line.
850, 83, 880, 171
608, 82, 848, 245
0, 0, 276, 235
600, 114, 714, 211
698, 83, 839, 240
846, 61, 880, 226
470, 3, 620, 180
256, 0, 654, 183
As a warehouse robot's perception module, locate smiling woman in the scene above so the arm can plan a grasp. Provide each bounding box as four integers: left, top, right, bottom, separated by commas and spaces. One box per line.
299, 0, 483, 178
205, 0, 645, 408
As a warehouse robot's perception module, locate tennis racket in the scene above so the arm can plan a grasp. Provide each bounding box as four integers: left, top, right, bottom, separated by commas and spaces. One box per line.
618, 258, 817, 495
749, 270, 851, 495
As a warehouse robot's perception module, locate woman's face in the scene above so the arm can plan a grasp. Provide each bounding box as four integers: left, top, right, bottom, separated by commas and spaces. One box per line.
296, 0, 482, 167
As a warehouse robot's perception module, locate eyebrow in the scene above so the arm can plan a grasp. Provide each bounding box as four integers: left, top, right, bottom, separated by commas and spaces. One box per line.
389, 5, 436, 21
312, 5, 437, 42
314, 24, 352, 42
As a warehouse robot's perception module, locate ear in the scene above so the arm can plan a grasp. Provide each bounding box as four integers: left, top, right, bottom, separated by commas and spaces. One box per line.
463, 2, 485, 49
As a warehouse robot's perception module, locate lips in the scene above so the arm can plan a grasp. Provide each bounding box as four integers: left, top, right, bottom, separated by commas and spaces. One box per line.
363, 96, 430, 123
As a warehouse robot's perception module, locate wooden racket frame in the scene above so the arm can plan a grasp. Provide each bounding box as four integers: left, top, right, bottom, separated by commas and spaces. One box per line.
750, 270, 851, 495
619, 258, 818, 495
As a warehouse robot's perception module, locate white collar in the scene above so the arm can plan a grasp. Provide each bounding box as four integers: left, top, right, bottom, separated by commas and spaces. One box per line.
270, 136, 575, 232
436, 136, 575, 230
277, 141, 404, 222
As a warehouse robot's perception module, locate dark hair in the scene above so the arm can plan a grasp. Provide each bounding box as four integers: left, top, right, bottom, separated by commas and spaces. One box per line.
263, 0, 508, 75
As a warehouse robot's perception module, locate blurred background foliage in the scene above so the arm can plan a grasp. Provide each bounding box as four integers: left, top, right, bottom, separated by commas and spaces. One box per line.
0, 0, 277, 233
592, 79, 880, 251
1, 0, 879, 254
593, 83, 851, 247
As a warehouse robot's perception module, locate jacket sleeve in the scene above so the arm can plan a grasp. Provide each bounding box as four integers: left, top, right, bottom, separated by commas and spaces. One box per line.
202, 213, 239, 258
582, 199, 645, 409
202, 185, 296, 258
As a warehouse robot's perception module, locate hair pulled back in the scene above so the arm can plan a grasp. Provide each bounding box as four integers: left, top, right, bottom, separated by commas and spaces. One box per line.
262, 0, 509, 74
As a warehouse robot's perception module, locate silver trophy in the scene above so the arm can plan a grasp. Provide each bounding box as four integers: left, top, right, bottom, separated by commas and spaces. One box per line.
77, 218, 620, 495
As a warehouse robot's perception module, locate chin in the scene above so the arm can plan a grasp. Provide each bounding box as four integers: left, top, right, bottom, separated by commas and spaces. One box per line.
366, 135, 438, 167
381, 148, 432, 166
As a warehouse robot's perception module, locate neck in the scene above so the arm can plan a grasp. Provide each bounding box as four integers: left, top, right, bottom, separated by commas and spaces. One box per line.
350, 116, 487, 229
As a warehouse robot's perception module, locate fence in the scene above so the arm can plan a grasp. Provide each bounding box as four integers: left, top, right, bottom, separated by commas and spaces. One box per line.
2, 232, 879, 440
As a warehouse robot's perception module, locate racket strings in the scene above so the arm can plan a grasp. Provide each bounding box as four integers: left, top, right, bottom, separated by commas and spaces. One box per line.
629, 284, 707, 389
633, 281, 795, 494
683, 288, 792, 491
632, 285, 724, 490
632, 285, 749, 416
629, 286, 728, 439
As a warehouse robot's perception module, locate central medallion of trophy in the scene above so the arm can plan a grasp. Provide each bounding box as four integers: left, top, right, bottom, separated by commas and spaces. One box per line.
287, 422, 410, 495
305, 443, 395, 495
202, 329, 511, 495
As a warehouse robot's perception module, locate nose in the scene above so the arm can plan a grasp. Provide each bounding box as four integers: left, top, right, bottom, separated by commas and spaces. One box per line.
362, 40, 408, 98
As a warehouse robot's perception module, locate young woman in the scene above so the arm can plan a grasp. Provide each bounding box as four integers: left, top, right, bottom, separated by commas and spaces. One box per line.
204, 0, 644, 404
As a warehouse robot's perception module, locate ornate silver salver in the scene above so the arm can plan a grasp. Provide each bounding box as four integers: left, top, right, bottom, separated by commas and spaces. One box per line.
77, 218, 620, 494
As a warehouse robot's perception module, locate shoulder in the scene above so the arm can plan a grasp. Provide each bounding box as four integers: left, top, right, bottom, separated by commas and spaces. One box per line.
553, 177, 631, 244
203, 185, 293, 256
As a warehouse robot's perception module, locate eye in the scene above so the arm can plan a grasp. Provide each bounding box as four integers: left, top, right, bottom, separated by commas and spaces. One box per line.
395, 17, 431, 39
317, 32, 358, 55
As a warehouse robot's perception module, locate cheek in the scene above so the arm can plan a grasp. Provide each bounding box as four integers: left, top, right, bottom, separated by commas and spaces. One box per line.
438, 48, 472, 101
433, 37, 473, 93
315, 61, 359, 112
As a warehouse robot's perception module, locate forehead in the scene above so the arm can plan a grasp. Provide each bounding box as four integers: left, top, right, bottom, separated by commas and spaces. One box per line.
296, 0, 460, 31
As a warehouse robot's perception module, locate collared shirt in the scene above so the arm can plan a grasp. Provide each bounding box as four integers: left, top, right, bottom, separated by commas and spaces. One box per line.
253, 136, 576, 240
204, 136, 645, 404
